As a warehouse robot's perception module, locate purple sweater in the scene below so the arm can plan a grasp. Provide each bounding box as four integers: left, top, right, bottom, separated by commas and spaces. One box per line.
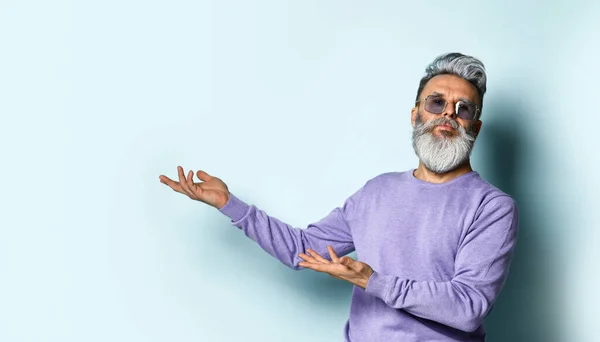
218, 169, 519, 341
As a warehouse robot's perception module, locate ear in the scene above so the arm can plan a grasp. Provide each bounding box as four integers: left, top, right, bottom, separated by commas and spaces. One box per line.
472, 119, 482, 137
411, 106, 418, 128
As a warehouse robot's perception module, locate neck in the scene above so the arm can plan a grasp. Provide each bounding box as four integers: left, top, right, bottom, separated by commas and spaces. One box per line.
413, 160, 474, 184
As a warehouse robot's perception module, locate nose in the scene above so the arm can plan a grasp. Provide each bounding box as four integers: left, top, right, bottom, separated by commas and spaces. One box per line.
442, 101, 457, 119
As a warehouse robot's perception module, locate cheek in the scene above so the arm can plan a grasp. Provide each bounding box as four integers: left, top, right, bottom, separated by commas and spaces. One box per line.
465, 122, 479, 135
418, 112, 439, 124
456, 119, 471, 130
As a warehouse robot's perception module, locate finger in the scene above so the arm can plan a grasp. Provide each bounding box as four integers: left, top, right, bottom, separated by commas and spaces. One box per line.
298, 253, 319, 264
340, 257, 363, 274
186, 170, 202, 198
159, 175, 184, 193
339, 256, 353, 267
307, 249, 330, 264
177, 166, 191, 195
196, 170, 212, 182
177, 166, 195, 197
327, 246, 340, 263
298, 261, 312, 269
186, 169, 194, 184
298, 261, 329, 272
186, 170, 199, 195
299, 262, 348, 280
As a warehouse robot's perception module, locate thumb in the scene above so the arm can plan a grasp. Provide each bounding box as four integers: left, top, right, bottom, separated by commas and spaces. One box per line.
339, 257, 353, 267
196, 170, 212, 181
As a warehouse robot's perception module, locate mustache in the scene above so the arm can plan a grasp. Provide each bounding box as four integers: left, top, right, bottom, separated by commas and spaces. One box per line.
420, 117, 459, 132
413, 113, 476, 143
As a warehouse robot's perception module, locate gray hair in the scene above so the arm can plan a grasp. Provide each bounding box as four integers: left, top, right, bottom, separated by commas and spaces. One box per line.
415, 52, 487, 118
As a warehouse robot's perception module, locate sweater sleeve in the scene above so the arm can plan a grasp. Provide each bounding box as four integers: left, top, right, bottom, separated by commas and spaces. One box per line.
364, 195, 519, 332
217, 185, 366, 270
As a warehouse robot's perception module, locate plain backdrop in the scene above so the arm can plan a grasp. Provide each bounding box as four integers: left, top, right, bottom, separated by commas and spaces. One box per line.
1, 1, 598, 341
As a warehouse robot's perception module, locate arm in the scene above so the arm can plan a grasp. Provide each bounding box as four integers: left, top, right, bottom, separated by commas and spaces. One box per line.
159, 166, 365, 270
218, 187, 365, 270
365, 196, 519, 332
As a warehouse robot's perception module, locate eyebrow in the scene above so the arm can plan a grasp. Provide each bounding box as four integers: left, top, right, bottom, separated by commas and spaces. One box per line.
429, 92, 476, 105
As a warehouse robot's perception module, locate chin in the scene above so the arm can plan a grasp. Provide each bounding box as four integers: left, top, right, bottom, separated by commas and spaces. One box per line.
424, 161, 467, 174
433, 130, 457, 139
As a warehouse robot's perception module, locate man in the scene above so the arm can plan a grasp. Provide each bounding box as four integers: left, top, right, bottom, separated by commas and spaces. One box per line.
159, 52, 519, 341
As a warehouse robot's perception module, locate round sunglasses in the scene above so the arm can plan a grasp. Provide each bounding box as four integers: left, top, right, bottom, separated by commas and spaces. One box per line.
415, 95, 480, 120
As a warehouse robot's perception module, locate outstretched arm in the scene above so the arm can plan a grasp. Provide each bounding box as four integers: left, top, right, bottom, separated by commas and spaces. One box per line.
218, 189, 361, 269
160, 166, 367, 270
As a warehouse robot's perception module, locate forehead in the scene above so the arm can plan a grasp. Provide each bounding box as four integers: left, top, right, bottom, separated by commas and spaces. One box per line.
421, 74, 480, 105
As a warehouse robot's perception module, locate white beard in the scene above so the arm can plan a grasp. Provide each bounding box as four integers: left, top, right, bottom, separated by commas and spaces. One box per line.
412, 113, 476, 174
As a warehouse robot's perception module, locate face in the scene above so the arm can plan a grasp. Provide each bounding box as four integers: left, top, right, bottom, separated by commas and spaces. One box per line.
411, 74, 482, 136
411, 74, 483, 173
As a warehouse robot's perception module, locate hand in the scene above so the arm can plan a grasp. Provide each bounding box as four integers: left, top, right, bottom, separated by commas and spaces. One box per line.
159, 166, 231, 209
298, 246, 374, 290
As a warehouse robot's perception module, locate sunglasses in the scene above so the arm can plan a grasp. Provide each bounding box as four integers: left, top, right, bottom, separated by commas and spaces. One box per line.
415, 94, 480, 120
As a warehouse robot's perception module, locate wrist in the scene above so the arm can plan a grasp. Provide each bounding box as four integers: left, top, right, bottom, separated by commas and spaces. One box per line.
216, 193, 231, 209
359, 270, 374, 290
362, 268, 374, 289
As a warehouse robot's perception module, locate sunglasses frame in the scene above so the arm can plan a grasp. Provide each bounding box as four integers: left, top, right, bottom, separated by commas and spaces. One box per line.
415, 94, 480, 120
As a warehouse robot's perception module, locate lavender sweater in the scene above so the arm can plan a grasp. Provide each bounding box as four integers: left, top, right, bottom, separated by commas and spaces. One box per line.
218, 169, 519, 341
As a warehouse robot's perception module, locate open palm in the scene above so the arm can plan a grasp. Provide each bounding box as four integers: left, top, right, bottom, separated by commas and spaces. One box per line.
159, 166, 230, 209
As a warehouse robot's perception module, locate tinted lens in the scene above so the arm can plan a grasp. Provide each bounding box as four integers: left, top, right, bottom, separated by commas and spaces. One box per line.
456, 101, 476, 120
424, 96, 446, 114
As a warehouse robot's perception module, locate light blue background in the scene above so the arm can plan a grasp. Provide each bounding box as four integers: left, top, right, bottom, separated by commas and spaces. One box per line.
1, 1, 598, 341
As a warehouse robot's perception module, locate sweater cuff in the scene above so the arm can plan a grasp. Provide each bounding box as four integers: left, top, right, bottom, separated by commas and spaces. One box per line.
218, 193, 251, 223
365, 270, 392, 302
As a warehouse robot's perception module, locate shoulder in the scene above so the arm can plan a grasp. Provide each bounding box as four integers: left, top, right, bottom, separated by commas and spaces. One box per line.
468, 174, 518, 220
342, 171, 409, 205
362, 170, 410, 189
